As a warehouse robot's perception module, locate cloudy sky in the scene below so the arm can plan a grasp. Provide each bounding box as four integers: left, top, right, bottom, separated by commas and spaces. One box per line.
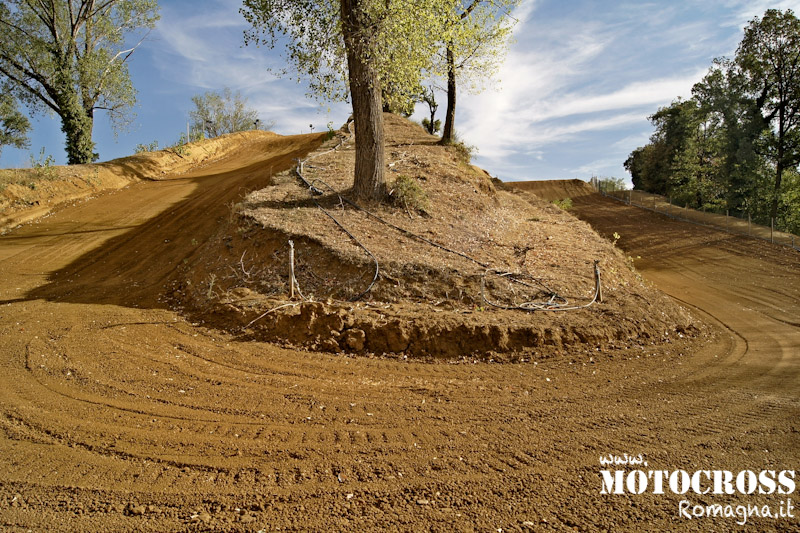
3, 0, 800, 184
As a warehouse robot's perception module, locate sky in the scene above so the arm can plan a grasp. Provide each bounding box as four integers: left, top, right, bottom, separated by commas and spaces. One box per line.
3, 0, 800, 184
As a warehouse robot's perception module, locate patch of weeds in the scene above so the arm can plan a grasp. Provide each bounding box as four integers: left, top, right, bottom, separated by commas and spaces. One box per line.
552, 198, 573, 210
612, 232, 621, 246
325, 121, 336, 141
135, 140, 159, 153
206, 274, 217, 299
30, 148, 57, 181
443, 131, 477, 164
388, 174, 428, 214
167, 132, 192, 157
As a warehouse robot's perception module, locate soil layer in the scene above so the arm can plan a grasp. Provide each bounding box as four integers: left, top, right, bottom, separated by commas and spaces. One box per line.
0, 138, 798, 531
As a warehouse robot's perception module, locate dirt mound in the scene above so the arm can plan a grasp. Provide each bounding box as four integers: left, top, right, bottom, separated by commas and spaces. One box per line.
0, 130, 280, 233
508, 178, 595, 202
171, 115, 697, 359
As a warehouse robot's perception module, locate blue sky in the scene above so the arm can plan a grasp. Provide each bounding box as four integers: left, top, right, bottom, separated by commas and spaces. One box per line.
2, 0, 800, 184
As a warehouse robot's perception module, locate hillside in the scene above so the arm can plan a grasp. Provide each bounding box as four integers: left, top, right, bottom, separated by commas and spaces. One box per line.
172, 114, 698, 359
0, 130, 281, 233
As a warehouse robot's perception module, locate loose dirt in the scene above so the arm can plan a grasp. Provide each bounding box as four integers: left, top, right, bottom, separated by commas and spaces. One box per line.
0, 128, 798, 531
173, 116, 694, 359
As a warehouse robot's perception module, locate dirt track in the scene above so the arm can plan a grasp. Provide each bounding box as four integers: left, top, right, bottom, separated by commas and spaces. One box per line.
0, 140, 798, 532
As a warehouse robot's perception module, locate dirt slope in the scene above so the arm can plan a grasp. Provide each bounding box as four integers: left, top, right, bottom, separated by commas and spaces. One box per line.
0, 130, 282, 233
508, 178, 596, 202
173, 116, 695, 359
0, 148, 798, 532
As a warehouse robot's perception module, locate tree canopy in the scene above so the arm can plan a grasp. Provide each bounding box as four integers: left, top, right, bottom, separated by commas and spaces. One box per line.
0, 92, 30, 154
0, 0, 160, 164
625, 8, 800, 233
190, 88, 270, 138
439, 0, 519, 144
242, 0, 470, 199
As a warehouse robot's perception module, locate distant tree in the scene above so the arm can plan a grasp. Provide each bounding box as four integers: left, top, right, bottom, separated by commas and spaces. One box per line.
0, 0, 160, 164
734, 8, 800, 219
597, 177, 627, 193
241, 0, 455, 201
440, 0, 519, 144
189, 88, 270, 138
0, 91, 30, 154
420, 87, 441, 134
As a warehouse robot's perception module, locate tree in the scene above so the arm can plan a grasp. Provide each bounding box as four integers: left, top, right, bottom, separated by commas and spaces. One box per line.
0, 0, 160, 164
241, 0, 455, 201
440, 0, 519, 144
420, 86, 440, 135
734, 9, 800, 219
190, 87, 270, 138
0, 91, 30, 154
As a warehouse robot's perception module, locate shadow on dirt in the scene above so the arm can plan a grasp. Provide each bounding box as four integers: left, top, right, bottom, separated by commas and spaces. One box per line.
23, 134, 325, 309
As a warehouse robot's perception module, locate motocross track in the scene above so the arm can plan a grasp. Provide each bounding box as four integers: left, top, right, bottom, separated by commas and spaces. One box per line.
0, 130, 798, 532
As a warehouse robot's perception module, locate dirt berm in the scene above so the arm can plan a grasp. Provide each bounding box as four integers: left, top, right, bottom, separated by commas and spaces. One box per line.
172, 114, 698, 359
0, 130, 281, 233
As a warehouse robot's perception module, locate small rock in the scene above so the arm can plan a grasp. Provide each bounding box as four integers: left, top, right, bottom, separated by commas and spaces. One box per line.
343, 329, 366, 351
416, 499, 430, 505
125, 503, 146, 516
190, 511, 212, 524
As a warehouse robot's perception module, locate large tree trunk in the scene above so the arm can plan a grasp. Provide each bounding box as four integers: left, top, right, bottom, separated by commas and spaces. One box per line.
440, 46, 457, 144
55, 66, 96, 164
341, 0, 385, 201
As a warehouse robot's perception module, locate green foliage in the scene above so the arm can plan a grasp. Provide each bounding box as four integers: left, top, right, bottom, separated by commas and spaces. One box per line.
421, 118, 442, 134
134, 140, 160, 153
0, 0, 160, 164
443, 131, 477, 163
626, 8, 800, 231
552, 198, 573, 210
241, 0, 455, 105
0, 92, 30, 154
29, 148, 57, 181
325, 122, 337, 141
190, 87, 270, 138
597, 177, 627, 193
167, 133, 192, 157
388, 175, 428, 212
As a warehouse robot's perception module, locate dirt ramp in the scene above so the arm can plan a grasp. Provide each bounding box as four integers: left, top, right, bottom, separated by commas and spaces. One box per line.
0, 130, 282, 233
507, 179, 595, 202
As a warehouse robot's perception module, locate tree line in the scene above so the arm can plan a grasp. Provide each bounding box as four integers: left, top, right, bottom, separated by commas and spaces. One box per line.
1, 0, 519, 203
625, 9, 800, 234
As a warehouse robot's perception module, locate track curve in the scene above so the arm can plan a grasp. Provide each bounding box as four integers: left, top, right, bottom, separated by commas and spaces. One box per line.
0, 169, 797, 531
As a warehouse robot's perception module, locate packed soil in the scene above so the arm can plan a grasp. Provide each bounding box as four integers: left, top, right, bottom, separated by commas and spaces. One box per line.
173, 115, 695, 359
0, 130, 281, 233
0, 125, 798, 531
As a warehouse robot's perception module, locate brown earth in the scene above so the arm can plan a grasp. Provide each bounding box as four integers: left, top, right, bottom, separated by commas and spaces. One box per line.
174, 116, 694, 359
0, 130, 282, 233
0, 127, 798, 531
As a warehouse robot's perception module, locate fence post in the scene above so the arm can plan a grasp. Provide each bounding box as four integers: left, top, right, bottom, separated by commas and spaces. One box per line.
726, 210, 729, 232
771, 218, 774, 243
748, 213, 751, 235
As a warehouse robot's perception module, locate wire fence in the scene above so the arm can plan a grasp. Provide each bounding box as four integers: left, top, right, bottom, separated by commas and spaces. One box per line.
599, 188, 800, 251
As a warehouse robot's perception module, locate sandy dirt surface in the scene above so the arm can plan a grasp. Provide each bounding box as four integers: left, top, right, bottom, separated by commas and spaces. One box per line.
0, 139, 798, 532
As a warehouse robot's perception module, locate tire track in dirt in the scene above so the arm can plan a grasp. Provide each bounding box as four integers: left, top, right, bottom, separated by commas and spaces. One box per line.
0, 173, 798, 530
